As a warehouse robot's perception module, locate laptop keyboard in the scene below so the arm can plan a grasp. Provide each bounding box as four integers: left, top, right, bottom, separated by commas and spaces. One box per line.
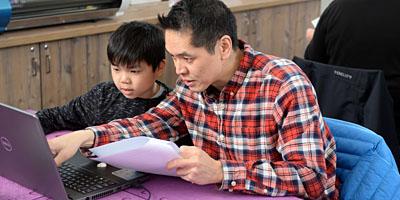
59, 163, 117, 194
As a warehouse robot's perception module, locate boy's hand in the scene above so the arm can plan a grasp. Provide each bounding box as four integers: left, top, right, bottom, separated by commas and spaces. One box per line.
48, 130, 95, 166
166, 146, 223, 185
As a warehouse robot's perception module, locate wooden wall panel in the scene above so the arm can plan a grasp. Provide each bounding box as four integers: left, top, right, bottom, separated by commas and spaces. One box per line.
253, 5, 293, 58
87, 33, 112, 89
291, 0, 320, 57
235, 12, 252, 44
252, 0, 320, 59
159, 54, 178, 89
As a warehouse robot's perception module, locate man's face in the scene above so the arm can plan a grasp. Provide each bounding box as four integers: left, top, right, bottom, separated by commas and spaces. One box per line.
111, 61, 162, 99
165, 30, 224, 92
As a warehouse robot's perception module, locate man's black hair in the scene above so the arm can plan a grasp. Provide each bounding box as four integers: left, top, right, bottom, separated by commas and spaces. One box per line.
157, 0, 238, 54
107, 21, 165, 71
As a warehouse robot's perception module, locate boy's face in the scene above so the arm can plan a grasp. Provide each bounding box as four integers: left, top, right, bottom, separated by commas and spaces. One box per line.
111, 61, 163, 99
165, 30, 225, 92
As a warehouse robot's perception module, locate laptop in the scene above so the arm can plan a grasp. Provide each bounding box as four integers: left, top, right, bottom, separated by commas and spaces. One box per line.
0, 103, 148, 200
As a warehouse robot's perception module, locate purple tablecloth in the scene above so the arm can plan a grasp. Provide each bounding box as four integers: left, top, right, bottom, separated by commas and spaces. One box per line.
0, 129, 300, 200
0, 175, 300, 200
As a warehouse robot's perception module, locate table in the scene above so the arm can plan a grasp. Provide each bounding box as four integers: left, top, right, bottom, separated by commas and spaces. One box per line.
0, 130, 300, 200
0, 174, 300, 200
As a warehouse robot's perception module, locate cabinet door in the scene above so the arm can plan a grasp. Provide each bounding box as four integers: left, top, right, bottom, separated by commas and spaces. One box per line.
87, 33, 112, 89
0, 45, 41, 110
40, 37, 88, 108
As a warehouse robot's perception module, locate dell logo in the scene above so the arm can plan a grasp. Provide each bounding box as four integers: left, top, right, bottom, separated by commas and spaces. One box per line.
0, 136, 13, 152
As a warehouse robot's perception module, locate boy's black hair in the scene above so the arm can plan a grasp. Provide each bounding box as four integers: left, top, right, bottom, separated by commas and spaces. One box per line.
107, 21, 165, 71
157, 0, 238, 54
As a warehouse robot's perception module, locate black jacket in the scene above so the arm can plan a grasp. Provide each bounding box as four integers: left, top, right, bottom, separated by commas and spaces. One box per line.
293, 57, 400, 168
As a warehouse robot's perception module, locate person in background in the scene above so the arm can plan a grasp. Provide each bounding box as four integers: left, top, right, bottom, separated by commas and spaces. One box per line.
304, 0, 400, 145
47, 0, 338, 199
36, 21, 191, 146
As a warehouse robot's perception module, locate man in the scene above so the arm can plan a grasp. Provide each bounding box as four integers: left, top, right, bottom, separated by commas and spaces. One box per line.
49, 0, 338, 199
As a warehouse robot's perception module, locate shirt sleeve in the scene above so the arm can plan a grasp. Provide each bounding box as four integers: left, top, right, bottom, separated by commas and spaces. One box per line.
87, 92, 189, 147
36, 84, 102, 134
219, 75, 336, 199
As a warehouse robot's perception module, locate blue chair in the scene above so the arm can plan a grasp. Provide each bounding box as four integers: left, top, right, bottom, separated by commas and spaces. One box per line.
325, 117, 400, 200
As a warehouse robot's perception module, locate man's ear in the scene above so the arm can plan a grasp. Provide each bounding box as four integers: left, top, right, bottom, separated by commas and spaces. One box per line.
218, 35, 233, 60
155, 59, 166, 77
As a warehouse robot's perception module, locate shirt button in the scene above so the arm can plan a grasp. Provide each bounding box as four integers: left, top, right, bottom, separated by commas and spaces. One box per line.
219, 135, 225, 141
231, 181, 237, 187
230, 92, 234, 96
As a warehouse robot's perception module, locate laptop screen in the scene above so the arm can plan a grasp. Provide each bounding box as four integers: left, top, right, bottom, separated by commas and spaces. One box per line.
0, 103, 147, 200
0, 103, 68, 199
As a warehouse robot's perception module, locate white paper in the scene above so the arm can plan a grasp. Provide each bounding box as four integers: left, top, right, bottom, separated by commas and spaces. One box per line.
312, 17, 320, 28
89, 136, 181, 176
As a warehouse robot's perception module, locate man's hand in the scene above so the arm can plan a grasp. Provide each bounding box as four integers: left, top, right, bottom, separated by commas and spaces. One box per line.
166, 146, 223, 185
48, 130, 95, 166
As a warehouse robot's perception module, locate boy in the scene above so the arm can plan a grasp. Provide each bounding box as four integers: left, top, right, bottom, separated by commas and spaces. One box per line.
36, 21, 171, 134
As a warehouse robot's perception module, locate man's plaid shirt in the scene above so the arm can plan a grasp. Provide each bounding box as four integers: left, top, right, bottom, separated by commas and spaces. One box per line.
88, 42, 339, 199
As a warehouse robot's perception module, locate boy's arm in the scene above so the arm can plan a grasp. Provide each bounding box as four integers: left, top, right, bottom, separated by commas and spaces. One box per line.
36, 84, 102, 134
